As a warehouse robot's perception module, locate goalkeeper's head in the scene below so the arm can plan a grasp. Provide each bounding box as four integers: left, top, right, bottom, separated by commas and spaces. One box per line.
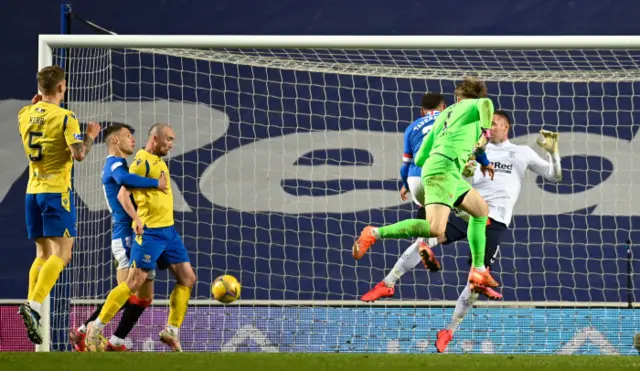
420, 93, 446, 116
146, 123, 175, 157
454, 77, 487, 102
490, 110, 511, 144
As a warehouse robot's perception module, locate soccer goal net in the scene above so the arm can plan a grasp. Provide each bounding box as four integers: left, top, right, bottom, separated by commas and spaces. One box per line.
38, 35, 640, 354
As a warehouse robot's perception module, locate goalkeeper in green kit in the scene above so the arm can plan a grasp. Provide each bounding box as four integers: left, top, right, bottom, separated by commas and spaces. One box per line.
353, 78, 500, 292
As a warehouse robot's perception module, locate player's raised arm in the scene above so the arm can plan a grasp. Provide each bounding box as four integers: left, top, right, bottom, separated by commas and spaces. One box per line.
116, 186, 143, 235
66, 114, 100, 162
476, 97, 495, 130
528, 130, 563, 182
414, 126, 435, 167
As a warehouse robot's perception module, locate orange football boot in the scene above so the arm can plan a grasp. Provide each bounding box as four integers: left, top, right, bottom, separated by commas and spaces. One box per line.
352, 226, 377, 260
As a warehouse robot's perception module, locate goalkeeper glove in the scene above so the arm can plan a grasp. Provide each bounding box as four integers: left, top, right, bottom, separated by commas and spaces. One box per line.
462, 158, 477, 178
536, 130, 559, 155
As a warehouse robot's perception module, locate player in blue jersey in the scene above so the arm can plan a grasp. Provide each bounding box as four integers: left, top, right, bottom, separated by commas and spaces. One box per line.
69, 123, 168, 351
360, 93, 446, 301
18, 66, 101, 344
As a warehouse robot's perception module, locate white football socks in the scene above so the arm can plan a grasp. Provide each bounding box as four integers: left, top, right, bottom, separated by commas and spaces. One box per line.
446, 283, 479, 333
110, 335, 126, 346
28, 301, 41, 315
382, 239, 423, 287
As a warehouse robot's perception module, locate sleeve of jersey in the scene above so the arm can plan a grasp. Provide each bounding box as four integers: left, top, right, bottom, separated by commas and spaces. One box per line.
414, 127, 435, 167
525, 146, 562, 182
18, 106, 28, 135
63, 112, 83, 146
111, 161, 158, 188
476, 98, 495, 130
400, 128, 412, 187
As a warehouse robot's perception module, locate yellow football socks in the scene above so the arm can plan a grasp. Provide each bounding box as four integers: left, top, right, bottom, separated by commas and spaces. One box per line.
97, 282, 133, 324
168, 284, 192, 328
28, 257, 47, 300
29, 255, 65, 303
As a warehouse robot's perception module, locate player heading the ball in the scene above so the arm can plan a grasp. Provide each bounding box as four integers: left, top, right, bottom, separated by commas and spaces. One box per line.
353, 77, 500, 292
86, 123, 196, 352
18, 65, 100, 345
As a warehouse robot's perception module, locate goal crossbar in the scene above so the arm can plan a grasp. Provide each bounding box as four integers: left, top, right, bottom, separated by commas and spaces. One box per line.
39, 34, 640, 50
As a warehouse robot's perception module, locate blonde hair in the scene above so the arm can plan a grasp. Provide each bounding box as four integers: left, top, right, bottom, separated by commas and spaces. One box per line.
454, 77, 487, 99
37, 66, 65, 95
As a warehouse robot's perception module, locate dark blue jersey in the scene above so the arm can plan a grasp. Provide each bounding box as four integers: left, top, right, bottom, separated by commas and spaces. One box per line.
400, 111, 440, 186
102, 155, 159, 240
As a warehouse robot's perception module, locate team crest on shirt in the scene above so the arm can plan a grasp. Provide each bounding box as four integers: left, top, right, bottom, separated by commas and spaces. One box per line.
136, 159, 143, 165
508, 150, 515, 158
143, 254, 151, 263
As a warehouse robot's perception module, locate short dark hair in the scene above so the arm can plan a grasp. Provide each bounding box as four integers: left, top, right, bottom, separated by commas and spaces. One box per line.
37, 66, 65, 95
454, 77, 487, 99
421, 93, 444, 110
104, 123, 134, 141
494, 110, 511, 126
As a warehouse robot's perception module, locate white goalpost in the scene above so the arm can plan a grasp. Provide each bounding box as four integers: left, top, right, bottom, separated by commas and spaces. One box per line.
36, 34, 640, 354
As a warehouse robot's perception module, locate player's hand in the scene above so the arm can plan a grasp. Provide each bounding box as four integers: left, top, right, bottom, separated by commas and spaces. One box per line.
536, 130, 559, 154
85, 122, 101, 140
400, 185, 410, 201
462, 159, 477, 178
157, 172, 168, 193
31, 94, 42, 104
134, 218, 144, 235
481, 163, 495, 180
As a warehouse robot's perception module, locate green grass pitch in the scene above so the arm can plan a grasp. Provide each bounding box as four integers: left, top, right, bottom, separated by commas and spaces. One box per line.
1, 353, 640, 371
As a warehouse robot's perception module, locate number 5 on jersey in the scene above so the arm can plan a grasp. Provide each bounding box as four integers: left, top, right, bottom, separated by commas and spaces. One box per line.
28, 131, 43, 161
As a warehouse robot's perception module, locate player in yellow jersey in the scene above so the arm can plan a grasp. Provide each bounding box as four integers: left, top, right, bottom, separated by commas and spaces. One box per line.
86, 123, 196, 352
18, 66, 101, 345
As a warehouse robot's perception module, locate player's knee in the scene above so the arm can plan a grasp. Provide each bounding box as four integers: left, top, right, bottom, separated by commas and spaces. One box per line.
186, 270, 197, 288
179, 269, 197, 288
426, 216, 447, 237
477, 200, 489, 216
430, 223, 446, 237
126, 269, 148, 292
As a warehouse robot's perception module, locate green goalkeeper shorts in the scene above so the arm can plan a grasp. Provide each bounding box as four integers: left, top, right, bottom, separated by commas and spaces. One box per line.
421, 154, 471, 208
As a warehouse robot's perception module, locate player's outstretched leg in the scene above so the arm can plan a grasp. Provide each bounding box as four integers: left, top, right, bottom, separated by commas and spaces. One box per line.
352, 220, 432, 260
361, 238, 439, 302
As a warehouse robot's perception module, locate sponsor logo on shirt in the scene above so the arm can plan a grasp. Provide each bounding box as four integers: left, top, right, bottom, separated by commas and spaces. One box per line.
494, 161, 513, 174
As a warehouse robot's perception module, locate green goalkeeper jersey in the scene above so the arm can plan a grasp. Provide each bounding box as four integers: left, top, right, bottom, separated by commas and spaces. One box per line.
414, 97, 494, 168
